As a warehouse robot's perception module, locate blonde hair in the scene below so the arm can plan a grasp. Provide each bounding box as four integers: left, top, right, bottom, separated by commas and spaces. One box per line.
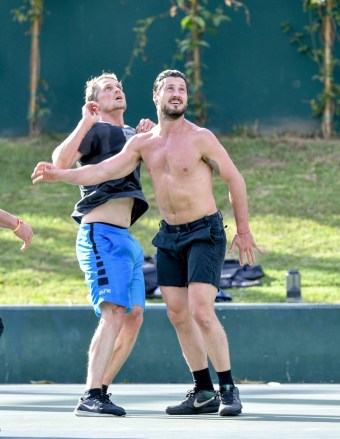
85, 72, 120, 102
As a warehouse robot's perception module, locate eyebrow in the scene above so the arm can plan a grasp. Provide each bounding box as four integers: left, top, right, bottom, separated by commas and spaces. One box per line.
164, 85, 186, 93
103, 82, 123, 90
165, 82, 186, 88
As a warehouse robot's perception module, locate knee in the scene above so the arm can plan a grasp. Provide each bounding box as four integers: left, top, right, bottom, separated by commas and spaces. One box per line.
100, 302, 126, 326
191, 306, 214, 330
127, 307, 144, 331
166, 307, 187, 328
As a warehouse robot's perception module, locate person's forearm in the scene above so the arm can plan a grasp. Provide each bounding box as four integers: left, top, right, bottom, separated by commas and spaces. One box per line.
52, 118, 92, 168
228, 175, 251, 233
57, 164, 112, 186
0, 209, 18, 230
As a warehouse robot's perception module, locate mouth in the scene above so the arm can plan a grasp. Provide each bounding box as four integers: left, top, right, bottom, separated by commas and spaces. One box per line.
169, 99, 182, 105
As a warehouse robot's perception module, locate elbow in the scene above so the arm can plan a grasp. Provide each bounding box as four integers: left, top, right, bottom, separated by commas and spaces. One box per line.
52, 152, 65, 168
52, 155, 74, 170
53, 159, 66, 169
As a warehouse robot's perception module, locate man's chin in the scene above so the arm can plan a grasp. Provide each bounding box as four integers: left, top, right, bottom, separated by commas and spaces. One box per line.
166, 113, 183, 120
112, 102, 127, 111
161, 105, 186, 120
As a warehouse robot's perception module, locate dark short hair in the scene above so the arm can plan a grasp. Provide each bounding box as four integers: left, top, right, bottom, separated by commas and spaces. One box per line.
153, 70, 189, 94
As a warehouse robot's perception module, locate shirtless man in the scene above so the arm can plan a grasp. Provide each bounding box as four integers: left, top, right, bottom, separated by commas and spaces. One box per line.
47, 72, 153, 417
32, 69, 261, 417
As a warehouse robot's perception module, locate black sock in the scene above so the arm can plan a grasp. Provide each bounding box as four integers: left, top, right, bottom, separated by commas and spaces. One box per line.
217, 370, 234, 388
192, 368, 214, 391
85, 388, 102, 399
102, 384, 109, 396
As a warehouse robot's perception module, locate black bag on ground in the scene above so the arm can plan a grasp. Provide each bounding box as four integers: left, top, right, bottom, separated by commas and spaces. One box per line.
142, 256, 158, 295
219, 259, 265, 289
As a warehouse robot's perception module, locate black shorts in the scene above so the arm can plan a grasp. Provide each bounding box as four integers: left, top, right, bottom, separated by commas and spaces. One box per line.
152, 211, 227, 289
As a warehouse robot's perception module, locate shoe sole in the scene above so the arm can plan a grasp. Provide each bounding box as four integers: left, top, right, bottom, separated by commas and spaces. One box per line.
218, 406, 242, 416
74, 409, 126, 417
166, 406, 219, 415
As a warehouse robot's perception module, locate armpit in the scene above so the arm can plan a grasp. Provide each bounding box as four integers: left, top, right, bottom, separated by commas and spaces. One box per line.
202, 156, 220, 175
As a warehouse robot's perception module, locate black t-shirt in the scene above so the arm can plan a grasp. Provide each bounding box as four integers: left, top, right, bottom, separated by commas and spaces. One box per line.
71, 122, 148, 225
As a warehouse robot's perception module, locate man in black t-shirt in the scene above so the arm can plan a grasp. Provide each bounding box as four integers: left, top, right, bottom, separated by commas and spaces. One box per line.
51, 72, 154, 417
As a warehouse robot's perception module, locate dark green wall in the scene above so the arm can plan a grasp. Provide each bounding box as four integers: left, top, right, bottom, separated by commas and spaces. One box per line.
1, 0, 338, 136
1, 304, 339, 384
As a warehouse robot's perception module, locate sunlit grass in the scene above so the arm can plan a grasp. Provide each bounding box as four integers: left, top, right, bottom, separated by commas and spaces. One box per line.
0, 134, 339, 304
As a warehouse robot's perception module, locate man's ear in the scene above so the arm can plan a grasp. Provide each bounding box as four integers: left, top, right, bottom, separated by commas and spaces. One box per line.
153, 91, 158, 106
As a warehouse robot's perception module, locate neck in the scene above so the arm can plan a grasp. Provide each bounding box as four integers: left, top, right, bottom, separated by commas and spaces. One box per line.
100, 109, 125, 127
158, 112, 186, 134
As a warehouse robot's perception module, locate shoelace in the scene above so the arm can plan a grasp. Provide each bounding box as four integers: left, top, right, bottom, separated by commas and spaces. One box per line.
102, 392, 113, 404
185, 389, 218, 401
184, 389, 196, 400
84, 394, 105, 405
219, 388, 234, 404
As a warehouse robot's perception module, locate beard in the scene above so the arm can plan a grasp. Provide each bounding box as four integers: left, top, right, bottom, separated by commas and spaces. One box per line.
160, 103, 187, 120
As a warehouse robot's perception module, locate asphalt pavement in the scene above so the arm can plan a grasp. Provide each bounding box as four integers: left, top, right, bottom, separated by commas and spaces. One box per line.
0, 383, 339, 439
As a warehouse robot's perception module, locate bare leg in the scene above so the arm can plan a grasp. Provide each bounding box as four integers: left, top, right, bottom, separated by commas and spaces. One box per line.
86, 302, 126, 389
188, 282, 231, 372
102, 305, 143, 386
161, 286, 208, 371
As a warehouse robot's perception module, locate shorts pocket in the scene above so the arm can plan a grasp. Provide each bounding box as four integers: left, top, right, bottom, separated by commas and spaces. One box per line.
209, 224, 226, 244
152, 230, 175, 250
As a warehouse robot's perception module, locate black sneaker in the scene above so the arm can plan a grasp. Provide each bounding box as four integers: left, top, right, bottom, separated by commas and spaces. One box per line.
218, 385, 242, 416
74, 393, 126, 417
166, 389, 219, 415
102, 392, 113, 404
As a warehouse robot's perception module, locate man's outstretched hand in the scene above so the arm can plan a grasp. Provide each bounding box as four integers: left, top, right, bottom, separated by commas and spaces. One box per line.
228, 231, 263, 266
31, 162, 64, 184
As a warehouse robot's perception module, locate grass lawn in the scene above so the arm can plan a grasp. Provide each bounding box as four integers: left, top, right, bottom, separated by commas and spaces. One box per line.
0, 134, 339, 305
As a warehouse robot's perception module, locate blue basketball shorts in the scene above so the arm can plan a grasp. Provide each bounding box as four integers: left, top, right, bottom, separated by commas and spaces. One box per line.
76, 222, 145, 317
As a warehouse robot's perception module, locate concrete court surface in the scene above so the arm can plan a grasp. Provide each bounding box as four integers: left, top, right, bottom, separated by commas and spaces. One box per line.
0, 383, 339, 439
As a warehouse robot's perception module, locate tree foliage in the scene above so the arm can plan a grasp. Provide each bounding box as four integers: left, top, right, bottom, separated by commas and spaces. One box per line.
282, 0, 340, 138
124, 0, 249, 126
11, 0, 48, 137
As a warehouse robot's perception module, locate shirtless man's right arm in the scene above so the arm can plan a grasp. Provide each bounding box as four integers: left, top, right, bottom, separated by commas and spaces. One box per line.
31, 134, 144, 186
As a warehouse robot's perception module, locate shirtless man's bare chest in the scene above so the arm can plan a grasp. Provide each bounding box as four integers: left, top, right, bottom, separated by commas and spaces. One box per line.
140, 128, 217, 224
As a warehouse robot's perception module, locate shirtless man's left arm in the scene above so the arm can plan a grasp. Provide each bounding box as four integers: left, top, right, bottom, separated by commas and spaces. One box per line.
198, 128, 262, 265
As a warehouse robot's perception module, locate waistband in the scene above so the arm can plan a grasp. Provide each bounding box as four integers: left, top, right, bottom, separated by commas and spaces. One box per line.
160, 211, 223, 232
94, 221, 128, 230
80, 222, 129, 235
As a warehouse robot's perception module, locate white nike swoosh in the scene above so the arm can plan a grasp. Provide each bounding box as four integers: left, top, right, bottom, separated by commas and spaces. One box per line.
82, 403, 96, 410
193, 397, 215, 408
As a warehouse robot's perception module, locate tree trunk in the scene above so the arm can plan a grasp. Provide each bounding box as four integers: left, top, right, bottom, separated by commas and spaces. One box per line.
191, 0, 205, 126
28, 0, 43, 137
321, 0, 333, 139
